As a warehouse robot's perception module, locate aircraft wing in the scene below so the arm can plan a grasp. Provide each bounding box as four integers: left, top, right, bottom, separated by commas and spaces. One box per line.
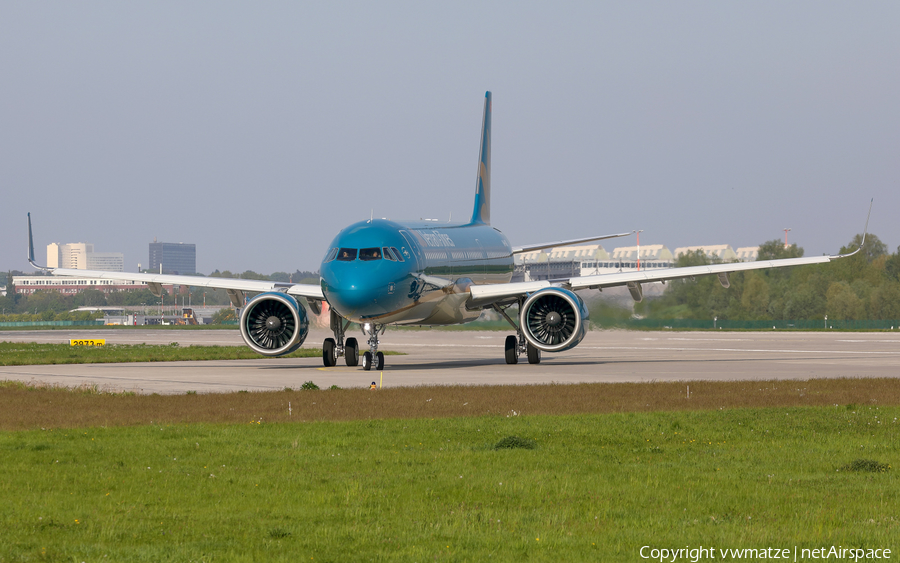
468, 253, 836, 307
469, 252, 836, 307
26, 213, 323, 308
45, 268, 323, 300
476, 199, 872, 307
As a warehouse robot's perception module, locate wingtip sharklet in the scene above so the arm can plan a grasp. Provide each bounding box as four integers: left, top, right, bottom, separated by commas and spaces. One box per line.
26, 212, 49, 270
27, 212, 34, 263
831, 198, 873, 259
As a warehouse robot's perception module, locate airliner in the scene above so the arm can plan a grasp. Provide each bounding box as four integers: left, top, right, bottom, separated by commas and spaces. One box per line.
27, 92, 869, 371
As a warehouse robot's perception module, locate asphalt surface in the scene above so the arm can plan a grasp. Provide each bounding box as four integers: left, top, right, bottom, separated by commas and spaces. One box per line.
2, 328, 899, 394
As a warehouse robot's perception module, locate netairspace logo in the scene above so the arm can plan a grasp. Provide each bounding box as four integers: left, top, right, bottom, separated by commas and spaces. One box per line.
639, 545, 892, 562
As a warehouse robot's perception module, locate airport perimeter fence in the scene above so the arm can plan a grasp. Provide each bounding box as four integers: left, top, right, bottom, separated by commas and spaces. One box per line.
593, 318, 900, 330
0, 320, 106, 327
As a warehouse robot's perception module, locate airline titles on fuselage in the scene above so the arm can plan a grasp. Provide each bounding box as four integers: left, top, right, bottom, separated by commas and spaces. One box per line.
418, 231, 456, 248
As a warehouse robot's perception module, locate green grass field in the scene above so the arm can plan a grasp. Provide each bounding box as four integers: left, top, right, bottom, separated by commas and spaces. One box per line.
0, 342, 324, 366
0, 342, 404, 367
1, 403, 897, 561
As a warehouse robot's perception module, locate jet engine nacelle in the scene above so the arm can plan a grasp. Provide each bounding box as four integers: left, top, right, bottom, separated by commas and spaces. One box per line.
520, 287, 588, 353
240, 292, 309, 356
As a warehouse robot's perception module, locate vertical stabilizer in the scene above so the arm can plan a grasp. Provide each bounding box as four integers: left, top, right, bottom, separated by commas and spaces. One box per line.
470, 91, 491, 225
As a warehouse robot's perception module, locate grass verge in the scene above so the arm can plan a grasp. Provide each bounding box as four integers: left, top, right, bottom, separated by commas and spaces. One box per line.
1, 405, 897, 561
3, 377, 900, 431
0, 342, 401, 367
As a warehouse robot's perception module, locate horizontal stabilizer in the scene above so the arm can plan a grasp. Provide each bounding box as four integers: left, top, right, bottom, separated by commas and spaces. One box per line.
512, 232, 631, 254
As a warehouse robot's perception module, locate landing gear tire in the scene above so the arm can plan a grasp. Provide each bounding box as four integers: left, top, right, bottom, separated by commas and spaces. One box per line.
345, 337, 359, 367
375, 351, 385, 371
362, 351, 373, 371
504, 335, 518, 364
323, 338, 337, 367
526, 343, 541, 365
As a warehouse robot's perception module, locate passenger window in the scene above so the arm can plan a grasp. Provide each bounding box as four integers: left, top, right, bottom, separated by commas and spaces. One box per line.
337, 248, 358, 261
359, 247, 383, 261
390, 247, 405, 262
382, 247, 396, 261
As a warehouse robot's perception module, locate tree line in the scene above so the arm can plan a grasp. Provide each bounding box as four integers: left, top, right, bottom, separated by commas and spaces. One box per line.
636, 234, 900, 321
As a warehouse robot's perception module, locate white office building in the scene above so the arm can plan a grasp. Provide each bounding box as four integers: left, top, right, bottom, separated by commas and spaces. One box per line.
47, 243, 124, 272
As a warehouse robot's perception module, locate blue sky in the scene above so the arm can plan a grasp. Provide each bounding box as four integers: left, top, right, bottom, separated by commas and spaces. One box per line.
2, 2, 898, 274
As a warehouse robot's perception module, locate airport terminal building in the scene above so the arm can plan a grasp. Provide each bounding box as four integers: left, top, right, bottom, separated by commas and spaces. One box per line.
513, 243, 758, 282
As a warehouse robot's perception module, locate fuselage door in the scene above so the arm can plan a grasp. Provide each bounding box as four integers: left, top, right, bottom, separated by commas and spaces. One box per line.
398, 230, 422, 272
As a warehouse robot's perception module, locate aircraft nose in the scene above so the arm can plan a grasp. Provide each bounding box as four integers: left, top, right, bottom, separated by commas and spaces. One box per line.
321, 266, 387, 318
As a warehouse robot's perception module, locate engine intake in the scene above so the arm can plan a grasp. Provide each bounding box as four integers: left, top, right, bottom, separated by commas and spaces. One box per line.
521, 288, 588, 352
240, 292, 309, 356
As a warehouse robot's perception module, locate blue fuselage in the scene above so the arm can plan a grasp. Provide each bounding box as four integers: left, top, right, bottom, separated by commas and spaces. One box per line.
320, 219, 514, 325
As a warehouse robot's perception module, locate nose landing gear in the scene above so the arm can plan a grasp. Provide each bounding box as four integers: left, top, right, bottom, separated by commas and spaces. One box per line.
361, 323, 385, 371
361, 350, 384, 371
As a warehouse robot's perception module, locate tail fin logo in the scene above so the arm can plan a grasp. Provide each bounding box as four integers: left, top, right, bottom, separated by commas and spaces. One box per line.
471, 91, 492, 225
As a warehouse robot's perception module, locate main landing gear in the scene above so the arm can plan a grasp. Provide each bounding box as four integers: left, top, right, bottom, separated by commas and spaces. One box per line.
322, 309, 385, 370
495, 303, 541, 365
322, 309, 359, 367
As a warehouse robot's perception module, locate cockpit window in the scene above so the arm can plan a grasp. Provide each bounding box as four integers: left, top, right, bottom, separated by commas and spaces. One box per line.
390, 247, 405, 262
359, 247, 383, 261
324, 248, 338, 262
382, 247, 396, 261
336, 248, 358, 261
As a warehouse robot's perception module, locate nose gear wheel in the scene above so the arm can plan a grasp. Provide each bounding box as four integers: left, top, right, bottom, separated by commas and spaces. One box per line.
361, 324, 385, 371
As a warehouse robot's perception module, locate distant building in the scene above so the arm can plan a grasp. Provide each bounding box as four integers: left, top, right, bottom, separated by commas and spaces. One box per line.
86, 253, 125, 271
513, 243, 676, 282
47, 242, 124, 272
13, 275, 173, 295
673, 245, 738, 263
608, 245, 674, 267
149, 240, 196, 274
735, 246, 759, 262
512, 241, 770, 283
515, 244, 610, 281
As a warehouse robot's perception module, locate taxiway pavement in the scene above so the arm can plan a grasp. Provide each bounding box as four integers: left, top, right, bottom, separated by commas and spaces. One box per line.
1, 328, 898, 394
